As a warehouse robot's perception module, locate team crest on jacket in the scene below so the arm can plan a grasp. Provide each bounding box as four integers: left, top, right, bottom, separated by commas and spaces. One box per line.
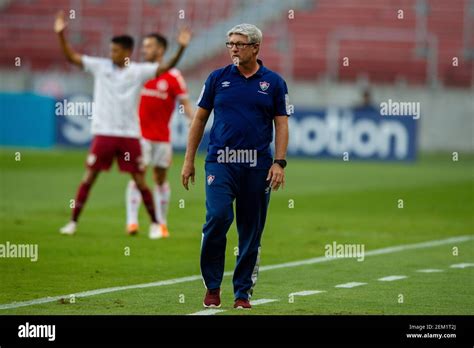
259, 81, 270, 91
207, 175, 215, 185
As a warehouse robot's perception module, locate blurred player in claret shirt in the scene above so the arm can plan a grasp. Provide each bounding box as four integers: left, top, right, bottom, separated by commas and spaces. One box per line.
53, 11, 192, 238
125, 33, 194, 238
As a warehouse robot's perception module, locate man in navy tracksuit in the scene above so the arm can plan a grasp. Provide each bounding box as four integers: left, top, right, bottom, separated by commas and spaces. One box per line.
181, 23, 290, 309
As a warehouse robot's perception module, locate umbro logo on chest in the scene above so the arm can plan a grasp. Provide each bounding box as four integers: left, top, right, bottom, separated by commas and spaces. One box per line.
220, 80, 271, 95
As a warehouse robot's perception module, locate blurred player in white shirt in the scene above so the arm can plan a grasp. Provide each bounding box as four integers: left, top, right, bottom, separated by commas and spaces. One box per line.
53, 11, 191, 238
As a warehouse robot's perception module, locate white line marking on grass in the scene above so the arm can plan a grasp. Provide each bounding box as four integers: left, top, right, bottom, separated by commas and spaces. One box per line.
450, 263, 474, 269
416, 269, 444, 273
335, 282, 367, 288
289, 290, 326, 297
188, 299, 278, 315
378, 275, 408, 282
251, 298, 279, 306
257, 235, 472, 272
189, 309, 226, 316
0, 275, 203, 310
1, 235, 472, 310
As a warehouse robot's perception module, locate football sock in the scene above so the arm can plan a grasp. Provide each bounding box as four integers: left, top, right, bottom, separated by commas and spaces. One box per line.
154, 182, 170, 226
139, 187, 157, 223
72, 181, 92, 222
153, 184, 162, 225
126, 180, 142, 226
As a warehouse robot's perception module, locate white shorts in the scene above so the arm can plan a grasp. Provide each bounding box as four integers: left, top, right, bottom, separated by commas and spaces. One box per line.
140, 139, 172, 168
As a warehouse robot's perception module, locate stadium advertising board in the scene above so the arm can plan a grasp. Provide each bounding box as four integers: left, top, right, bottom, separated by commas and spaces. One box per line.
54, 95, 416, 161
288, 107, 417, 161
55, 95, 94, 147
0, 93, 56, 148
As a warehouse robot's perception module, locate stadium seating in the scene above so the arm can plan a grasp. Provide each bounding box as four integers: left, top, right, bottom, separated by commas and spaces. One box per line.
0, 0, 471, 86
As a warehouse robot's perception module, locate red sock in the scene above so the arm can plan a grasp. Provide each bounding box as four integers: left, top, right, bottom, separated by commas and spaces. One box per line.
72, 182, 92, 222
139, 188, 157, 223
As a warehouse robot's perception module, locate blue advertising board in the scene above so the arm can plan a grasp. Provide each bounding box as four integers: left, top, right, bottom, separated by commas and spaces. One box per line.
54, 94, 417, 161
55, 95, 94, 147
0, 93, 56, 148
287, 106, 417, 161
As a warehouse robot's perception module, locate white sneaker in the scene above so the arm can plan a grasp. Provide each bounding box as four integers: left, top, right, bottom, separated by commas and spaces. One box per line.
149, 223, 163, 240
60, 221, 77, 235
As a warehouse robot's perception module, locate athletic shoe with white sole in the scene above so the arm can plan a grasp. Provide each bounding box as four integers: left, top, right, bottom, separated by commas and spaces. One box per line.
148, 223, 163, 239
203, 288, 221, 308
60, 221, 77, 235
233, 298, 251, 309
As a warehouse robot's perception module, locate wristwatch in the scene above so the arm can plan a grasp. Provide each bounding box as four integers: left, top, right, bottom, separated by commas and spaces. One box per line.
274, 159, 287, 168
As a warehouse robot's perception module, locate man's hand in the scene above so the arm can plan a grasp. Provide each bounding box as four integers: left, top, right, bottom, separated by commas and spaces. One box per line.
54, 11, 68, 34
155, 27, 192, 77
55, 10, 82, 67
177, 26, 192, 47
181, 160, 195, 190
266, 163, 285, 191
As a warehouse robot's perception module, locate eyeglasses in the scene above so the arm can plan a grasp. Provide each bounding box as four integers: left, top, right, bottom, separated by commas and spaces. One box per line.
225, 42, 255, 49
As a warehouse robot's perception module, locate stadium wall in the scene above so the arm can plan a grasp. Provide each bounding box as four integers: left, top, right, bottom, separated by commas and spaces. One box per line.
0, 71, 472, 153
286, 82, 474, 153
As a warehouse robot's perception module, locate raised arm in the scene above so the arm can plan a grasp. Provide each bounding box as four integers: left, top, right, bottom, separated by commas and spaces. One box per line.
181, 107, 211, 190
54, 11, 83, 67
155, 27, 192, 77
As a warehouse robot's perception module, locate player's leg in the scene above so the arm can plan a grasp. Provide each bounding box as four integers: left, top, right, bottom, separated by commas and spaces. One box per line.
201, 162, 237, 307
60, 168, 101, 235
73, 168, 100, 221
125, 180, 142, 235
130, 171, 162, 239
125, 139, 151, 235
117, 137, 160, 239
152, 167, 170, 234
233, 167, 271, 308
130, 171, 156, 223
150, 141, 172, 236
60, 135, 114, 235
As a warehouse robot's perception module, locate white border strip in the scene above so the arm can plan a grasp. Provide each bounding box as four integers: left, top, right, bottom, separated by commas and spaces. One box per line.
335, 282, 367, 288
188, 298, 279, 315
450, 263, 474, 269
416, 269, 443, 273
251, 298, 279, 306
289, 290, 325, 296
189, 308, 225, 316
0, 235, 472, 310
378, 275, 408, 282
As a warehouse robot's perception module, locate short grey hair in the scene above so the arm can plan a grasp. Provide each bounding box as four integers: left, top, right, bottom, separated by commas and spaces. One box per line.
227, 23, 262, 44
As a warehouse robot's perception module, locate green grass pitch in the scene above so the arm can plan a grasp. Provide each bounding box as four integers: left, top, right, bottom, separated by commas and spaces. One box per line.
0, 148, 472, 315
